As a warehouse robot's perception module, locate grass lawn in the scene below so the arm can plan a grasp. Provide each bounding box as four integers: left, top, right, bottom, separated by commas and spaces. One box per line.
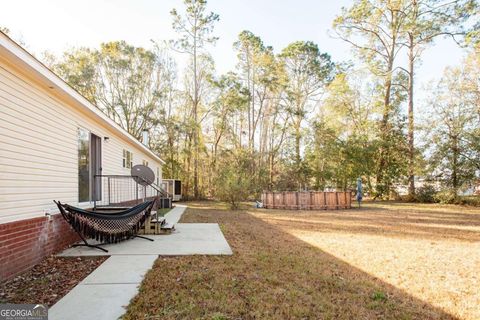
125, 201, 480, 320
157, 207, 172, 217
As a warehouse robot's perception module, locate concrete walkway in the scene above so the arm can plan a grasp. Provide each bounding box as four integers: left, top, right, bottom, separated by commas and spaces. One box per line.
49, 255, 157, 320
164, 204, 187, 224
50, 204, 232, 320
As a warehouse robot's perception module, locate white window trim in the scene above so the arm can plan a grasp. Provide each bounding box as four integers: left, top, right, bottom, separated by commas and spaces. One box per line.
123, 149, 133, 169
78, 127, 91, 203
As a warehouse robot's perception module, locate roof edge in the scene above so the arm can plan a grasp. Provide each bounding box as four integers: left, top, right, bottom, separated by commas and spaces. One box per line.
0, 31, 165, 165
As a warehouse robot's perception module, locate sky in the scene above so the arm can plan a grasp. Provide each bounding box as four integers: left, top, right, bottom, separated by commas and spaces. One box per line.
0, 0, 468, 100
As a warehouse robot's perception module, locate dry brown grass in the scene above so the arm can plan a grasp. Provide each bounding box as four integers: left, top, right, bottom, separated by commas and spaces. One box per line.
124, 201, 480, 320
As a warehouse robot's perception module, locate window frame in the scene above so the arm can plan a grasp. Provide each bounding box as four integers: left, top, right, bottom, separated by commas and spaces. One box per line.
78, 127, 90, 204
123, 149, 133, 169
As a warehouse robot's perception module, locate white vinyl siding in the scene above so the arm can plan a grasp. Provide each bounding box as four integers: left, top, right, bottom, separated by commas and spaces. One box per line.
0, 60, 162, 223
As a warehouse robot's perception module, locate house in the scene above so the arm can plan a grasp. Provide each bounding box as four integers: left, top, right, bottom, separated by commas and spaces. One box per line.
0, 32, 165, 281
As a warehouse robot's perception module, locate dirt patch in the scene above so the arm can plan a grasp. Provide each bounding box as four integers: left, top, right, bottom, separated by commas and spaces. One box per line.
0, 256, 107, 307
124, 201, 478, 319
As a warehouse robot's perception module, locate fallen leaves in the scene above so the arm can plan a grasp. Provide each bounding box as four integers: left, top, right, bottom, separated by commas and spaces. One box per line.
0, 256, 107, 307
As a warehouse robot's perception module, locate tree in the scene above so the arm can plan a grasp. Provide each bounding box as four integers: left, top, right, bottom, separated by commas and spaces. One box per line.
37, 1, 480, 203
51, 42, 168, 140
210, 73, 249, 158
279, 41, 334, 187
309, 71, 379, 192
214, 149, 252, 209
170, 0, 219, 199
51, 47, 98, 104
232, 31, 287, 192
425, 64, 479, 194
233, 31, 265, 149
333, 0, 408, 196
399, 0, 477, 197
234, 31, 286, 150
466, 6, 480, 44
149, 43, 182, 180
456, 48, 480, 172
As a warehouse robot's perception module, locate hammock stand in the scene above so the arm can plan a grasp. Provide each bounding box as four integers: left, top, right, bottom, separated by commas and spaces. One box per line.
54, 200, 156, 253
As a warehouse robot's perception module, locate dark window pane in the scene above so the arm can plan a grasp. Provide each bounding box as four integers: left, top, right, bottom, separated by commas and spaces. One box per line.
175, 180, 181, 195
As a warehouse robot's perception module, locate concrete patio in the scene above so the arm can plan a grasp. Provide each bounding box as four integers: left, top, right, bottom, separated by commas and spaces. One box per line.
49, 204, 233, 320
58, 223, 232, 256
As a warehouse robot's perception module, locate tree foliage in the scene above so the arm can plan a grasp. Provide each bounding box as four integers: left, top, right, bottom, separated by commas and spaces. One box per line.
170, 0, 219, 199
280, 41, 335, 187
214, 149, 252, 209
50, 42, 170, 140
37, 0, 480, 204
425, 54, 480, 194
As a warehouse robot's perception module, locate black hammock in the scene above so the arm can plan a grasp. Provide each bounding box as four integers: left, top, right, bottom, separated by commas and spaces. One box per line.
54, 200, 155, 252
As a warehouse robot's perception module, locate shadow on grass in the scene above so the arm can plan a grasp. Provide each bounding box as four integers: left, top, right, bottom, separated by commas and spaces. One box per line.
124, 201, 462, 320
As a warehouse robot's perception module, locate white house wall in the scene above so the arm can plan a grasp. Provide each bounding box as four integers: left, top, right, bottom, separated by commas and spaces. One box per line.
0, 58, 162, 223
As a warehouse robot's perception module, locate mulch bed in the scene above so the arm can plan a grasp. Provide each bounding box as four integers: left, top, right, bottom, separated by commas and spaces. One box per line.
0, 256, 108, 307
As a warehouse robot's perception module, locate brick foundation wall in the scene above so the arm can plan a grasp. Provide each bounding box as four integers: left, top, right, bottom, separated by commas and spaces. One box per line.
0, 214, 79, 282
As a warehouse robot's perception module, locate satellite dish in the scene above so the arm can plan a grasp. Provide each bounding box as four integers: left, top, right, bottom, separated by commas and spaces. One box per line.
131, 165, 155, 186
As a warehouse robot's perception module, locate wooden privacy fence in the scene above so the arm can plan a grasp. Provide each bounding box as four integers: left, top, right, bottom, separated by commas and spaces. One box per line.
261, 191, 352, 210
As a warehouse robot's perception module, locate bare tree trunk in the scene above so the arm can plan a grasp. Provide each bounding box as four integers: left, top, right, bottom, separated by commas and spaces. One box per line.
269, 152, 274, 190
247, 50, 253, 150
452, 134, 459, 195
376, 41, 395, 197
407, 33, 415, 197
295, 119, 301, 165
184, 132, 192, 200
193, 29, 199, 199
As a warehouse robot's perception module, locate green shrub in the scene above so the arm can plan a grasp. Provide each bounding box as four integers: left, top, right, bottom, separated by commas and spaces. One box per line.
455, 196, 480, 206
415, 185, 437, 203
214, 150, 253, 210
433, 190, 457, 204
401, 193, 416, 202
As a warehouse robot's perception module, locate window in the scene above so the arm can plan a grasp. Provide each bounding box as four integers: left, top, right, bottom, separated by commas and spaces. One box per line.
142, 160, 149, 167
123, 149, 133, 168
78, 128, 90, 202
